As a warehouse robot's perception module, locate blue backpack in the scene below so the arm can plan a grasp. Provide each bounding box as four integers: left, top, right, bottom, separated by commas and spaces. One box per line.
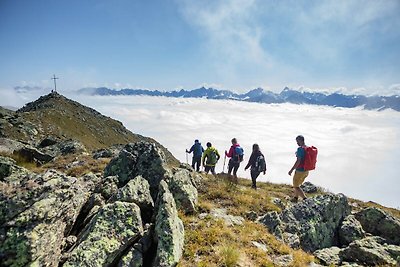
233, 146, 244, 162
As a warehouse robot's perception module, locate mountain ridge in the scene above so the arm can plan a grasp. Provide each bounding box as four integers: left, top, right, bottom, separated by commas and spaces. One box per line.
78, 86, 400, 111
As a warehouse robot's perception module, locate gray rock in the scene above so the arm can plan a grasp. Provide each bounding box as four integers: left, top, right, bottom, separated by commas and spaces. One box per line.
355, 207, 400, 245
313, 246, 342, 266
273, 254, 293, 267
104, 142, 168, 196
38, 136, 58, 148
246, 211, 258, 221
64, 201, 143, 267
258, 193, 351, 252
252, 241, 268, 252
118, 247, 143, 267
154, 181, 184, 267
165, 168, 198, 214
101, 175, 119, 200
340, 236, 400, 266
0, 169, 93, 267
111, 175, 154, 222
300, 181, 318, 193
210, 208, 245, 226
14, 146, 54, 165
93, 148, 114, 159
339, 215, 366, 246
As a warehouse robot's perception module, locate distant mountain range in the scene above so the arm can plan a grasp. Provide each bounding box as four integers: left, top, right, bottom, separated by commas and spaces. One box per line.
78, 87, 400, 111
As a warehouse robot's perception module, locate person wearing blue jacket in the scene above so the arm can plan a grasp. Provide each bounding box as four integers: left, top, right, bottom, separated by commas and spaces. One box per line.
186, 139, 204, 172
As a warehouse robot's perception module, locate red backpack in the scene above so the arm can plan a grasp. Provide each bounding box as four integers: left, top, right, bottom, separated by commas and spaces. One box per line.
302, 146, 318, 171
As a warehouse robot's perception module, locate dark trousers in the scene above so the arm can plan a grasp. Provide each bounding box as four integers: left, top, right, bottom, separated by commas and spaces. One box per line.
228, 159, 240, 175
192, 156, 201, 172
250, 168, 261, 188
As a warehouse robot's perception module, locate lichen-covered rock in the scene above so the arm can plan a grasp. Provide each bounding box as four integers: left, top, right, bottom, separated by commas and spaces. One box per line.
340, 236, 400, 266
355, 207, 400, 245
210, 208, 245, 226
154, 181, 184, 267
300, 181, 318, 193
258, 193, 350, 252
111, 175, 154, 222
165, 168, 198, 214
0, 170, 92, 267
313, 246, 342, 266
104, 142, 168, 196
118, 247, 143, 267
101, 175, 119, 200
339, 215, 366, 246
64, 201, 143, 267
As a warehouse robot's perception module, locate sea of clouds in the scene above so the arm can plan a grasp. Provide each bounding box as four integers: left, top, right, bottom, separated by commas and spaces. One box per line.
1, 90, 399, 208
66, 95, 400, 209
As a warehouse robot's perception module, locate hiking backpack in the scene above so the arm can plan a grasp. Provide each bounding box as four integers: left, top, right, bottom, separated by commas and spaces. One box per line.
302, 146, 318, 171
207, 150, 218, 165
233, 146, 244, 162
254, 154, 266, 172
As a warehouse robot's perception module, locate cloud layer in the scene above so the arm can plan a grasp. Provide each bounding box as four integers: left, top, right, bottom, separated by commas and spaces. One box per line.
70, 94, 400, 209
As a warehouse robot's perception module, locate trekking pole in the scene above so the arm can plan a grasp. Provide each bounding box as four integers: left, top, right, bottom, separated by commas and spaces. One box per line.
185, 151, 188, 164
222, 155, 226, 173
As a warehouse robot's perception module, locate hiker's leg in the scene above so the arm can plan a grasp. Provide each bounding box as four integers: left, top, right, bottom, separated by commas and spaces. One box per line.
233, 164, 239, 183
251, 169, 260, 188
191, 157, 196, 169
293, 171, 308, 199
195, 157, 201, 172
211, 166, 217, 177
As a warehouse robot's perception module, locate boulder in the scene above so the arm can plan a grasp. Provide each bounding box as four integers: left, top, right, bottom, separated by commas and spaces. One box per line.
258, 193, 351, 252
0, 170, 92, 267
101, 175, 119, 200
154, 181, 184, 267
355, 207, 400, 245
338, 215, 366, 246
110, 175, 154, 222
340, 236, 400, 266
165, 168, 198, 214
14, 146, 54, 165
104, 142, 168, 196
64, 201, 143, 267
210, 208, 245, 227
313, 246, 342, 266
300, 181, 318, 193
93, 148, 114, 159
38, 136, 58, 148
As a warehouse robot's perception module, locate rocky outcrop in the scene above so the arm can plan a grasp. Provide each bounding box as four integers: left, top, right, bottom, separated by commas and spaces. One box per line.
340, 236, 400, 266
314, 246, 342, 266
64, 201, 143, 266
0, 164, 100, 266
165, 168, 198, 214
154, 181, 185, 267
258, 193, 350, 252
338, 215, 366, 246
110, 175, 154, 222
1, 140, 198, 267
104, 142, 168, 193
300, 181, 318, 193
355, 207, 400, 245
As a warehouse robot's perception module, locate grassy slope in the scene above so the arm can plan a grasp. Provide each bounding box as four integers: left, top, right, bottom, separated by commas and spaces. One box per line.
178, 173, 400, 267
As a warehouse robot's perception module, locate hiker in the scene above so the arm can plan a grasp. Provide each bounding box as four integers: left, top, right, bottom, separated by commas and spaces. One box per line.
288, 135, 308, 202
202, 142, 220, 177
244, 144, 266, 189
225, 138, 244, 183
186, 139, 204, 172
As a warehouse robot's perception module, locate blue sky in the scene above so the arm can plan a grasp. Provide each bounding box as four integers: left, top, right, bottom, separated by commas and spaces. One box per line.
1, 0, 400, 94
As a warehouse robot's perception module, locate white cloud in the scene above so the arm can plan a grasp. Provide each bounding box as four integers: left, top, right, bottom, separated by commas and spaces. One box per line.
69, 94, 400, 209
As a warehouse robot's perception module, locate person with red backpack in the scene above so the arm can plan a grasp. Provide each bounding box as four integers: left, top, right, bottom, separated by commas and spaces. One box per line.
225, 138, 244, 183
288, 135, 318, 202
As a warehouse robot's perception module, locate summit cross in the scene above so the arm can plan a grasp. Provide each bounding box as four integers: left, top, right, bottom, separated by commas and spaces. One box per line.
51, 74, 59, 92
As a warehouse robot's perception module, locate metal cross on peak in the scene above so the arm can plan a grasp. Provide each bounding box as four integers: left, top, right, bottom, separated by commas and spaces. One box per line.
51, 74, 59, 92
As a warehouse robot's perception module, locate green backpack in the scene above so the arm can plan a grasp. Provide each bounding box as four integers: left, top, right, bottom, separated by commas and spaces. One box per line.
207, 150, 218, 165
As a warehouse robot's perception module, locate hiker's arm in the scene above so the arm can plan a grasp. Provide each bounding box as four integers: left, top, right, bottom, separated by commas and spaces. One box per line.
225, 147, 233, 157
244, 154, 254, 170
202, 153, 206, 166
288, 157, 301, 176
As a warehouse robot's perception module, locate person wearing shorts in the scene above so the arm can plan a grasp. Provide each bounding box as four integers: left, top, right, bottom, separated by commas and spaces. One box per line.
202, 142, 220, 177
288, 135, 309, 202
